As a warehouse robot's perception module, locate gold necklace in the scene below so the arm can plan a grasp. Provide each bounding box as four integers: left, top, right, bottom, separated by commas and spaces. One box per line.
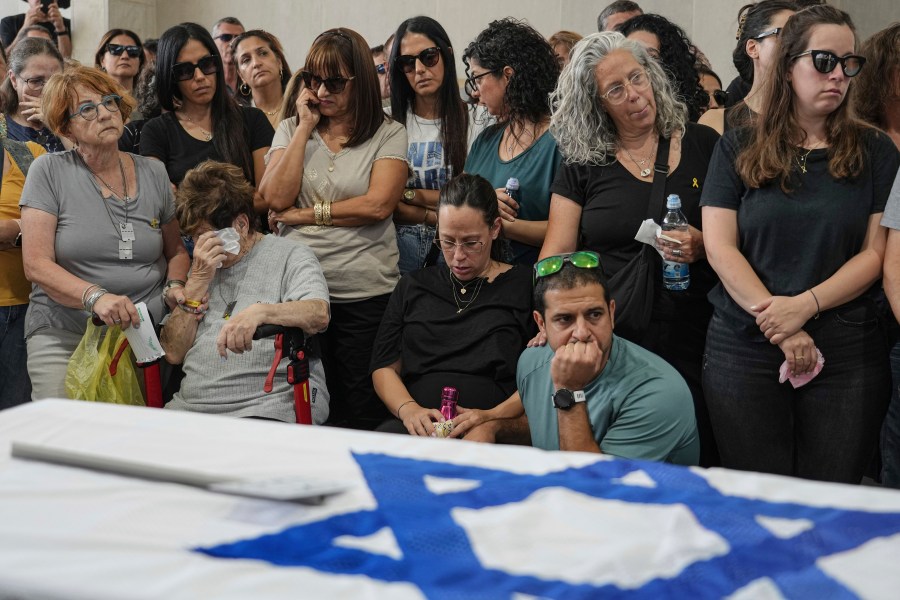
179, 111, 212, 141
447, 262, 493, 313
622, 138, 657, 178
795, 141, 825, 174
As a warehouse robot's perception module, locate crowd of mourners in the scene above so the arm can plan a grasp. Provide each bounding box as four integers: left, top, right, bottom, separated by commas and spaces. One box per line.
2, 0, 900, 489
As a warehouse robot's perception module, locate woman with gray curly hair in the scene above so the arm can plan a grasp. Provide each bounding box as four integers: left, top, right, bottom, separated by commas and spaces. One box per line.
541, 31, 720, 466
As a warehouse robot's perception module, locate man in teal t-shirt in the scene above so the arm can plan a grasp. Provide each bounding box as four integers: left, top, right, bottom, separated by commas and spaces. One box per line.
518, 254, 698, 465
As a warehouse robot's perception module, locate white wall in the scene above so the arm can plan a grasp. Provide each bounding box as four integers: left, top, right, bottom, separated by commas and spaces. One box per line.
2, 0, 898, 86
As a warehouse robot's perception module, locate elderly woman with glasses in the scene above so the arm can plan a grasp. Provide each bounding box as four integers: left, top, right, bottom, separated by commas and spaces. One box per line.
540, 32, 720, 466
94, 28, 145, 120
18, 66, 189, 400
371, 173, 534, 436
140, 22, 273, 202
1, 37, 65, 152
259, 28, 408, 430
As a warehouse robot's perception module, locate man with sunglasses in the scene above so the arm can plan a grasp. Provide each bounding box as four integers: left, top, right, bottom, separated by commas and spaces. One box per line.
460, 252, 698, 465
210, 16, 244, 94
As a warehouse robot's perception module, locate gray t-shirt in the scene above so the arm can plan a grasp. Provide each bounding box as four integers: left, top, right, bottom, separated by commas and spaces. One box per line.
880, 168, 900, 230
267, 117, 407, 302
20, 151, 176, 337
167, 235, 331, 424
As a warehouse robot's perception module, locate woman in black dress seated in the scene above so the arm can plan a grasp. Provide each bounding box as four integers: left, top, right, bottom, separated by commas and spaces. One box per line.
372, 173, 535, 436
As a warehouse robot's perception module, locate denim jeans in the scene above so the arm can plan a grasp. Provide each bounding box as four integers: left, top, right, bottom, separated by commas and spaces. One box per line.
396, 224, 439, 274
0, 304, 31, 409
703, 306, 891, 483
882, 341, 900, 488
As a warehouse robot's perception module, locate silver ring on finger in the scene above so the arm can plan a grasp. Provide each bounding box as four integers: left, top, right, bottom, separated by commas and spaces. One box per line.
672, 249, 683, 257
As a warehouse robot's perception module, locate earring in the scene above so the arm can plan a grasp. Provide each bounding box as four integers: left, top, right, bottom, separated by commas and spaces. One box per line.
239, 82, 251, 96
279, 68, 283, 80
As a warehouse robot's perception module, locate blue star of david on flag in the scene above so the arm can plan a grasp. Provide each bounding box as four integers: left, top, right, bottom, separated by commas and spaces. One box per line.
198, 453, 900, 599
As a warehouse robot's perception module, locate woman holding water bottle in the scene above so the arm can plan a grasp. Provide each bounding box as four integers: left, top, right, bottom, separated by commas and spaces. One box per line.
540, 32, 720, 466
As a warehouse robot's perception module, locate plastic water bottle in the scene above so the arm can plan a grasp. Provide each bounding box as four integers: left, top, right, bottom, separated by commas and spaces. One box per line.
440, 387, 458, 421
505, 177, 520, 204
662, 194, 690, 291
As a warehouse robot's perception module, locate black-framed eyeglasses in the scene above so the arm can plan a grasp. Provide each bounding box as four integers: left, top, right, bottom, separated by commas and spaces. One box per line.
753, 27, 782, 40
434, 238, 485, 255
600, 71, 651, 105
172, 55, 219, 82
67, 94, 121, 121
214, 33, 238, 43
395, 47, 441, 74
375, 62, 386, 75
22, 76, 47, 91
464, 69, 499, 97
791, 49, 866, 77
107, 43, 142, 58
534, 251, 602, 282
300, 71, 355, 94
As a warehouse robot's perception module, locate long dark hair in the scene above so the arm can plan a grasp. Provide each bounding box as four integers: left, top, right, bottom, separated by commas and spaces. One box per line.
438, 173, 502, 261
303, 28, 385, 147
736, 5, 869, 191
389, 16, 468, 178
733, 1, 798, 85
463, 18, 559, 132
155, 22, 254, 183
94, 28, 146, 89
618, 14, 708, 122
852, 22, 900, 131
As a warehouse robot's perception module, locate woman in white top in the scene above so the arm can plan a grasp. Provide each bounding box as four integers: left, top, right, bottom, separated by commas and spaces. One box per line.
260, 28, 408, 430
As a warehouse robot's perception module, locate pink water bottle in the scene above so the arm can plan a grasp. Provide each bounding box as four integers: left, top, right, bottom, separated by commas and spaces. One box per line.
440, 387, 458, 421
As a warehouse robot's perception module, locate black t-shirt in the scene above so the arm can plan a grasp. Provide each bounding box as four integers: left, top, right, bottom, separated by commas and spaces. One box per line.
370, 264, 536, 410
550, 122, 720, 308
139, 106, 273, 184
0, 14, 71, 48
724, 76, 750, 109
700, 127, 900, 336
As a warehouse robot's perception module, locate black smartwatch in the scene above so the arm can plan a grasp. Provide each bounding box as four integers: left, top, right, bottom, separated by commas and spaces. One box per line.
552, 388, 586, 410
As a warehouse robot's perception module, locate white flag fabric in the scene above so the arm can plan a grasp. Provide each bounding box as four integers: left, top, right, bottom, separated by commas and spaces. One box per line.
1, 400, 899, 599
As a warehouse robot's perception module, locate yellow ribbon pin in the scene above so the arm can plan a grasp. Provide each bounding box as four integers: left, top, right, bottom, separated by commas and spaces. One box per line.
692, 178, 699, 189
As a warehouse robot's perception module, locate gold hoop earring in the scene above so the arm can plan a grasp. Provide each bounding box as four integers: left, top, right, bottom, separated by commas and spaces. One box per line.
239, 82, 251, 96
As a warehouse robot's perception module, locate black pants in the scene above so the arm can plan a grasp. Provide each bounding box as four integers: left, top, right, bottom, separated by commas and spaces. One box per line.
321, 294, 391, 430
703, 309, 891, 483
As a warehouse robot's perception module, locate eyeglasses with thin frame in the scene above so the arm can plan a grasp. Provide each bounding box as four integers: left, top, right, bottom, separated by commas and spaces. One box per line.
395, 47, 441, 74
534, 251, 602, 282
107, 43, 142, 58
21, 76, 48, 91
375, 62, 386, 75
434, 238, 485, 255
600, 70, 651, 105
791, 49, 866, 77
753, 27, 782, 40
464, 68, 499, 97
67, 94, 121, 121
300, 71, 355, 94
172, 55, 219, 82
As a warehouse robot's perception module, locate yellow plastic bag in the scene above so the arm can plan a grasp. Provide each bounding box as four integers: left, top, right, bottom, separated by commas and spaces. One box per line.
65, 319, 145, 405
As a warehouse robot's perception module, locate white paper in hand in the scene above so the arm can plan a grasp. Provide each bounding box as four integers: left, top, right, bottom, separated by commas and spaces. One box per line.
635, 218, 683, 258
124, 302, 165, 363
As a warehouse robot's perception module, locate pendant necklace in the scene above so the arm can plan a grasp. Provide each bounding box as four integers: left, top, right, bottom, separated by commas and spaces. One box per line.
215, 237, 255, 319
622, 139, 657, 178
795, 141, 824, 174
80, 152, 135, 260
448, 266, 489, 314
180, 112, 212, 141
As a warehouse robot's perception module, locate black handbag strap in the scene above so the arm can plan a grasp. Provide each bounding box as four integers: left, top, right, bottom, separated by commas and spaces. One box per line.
645, 136, 671, 221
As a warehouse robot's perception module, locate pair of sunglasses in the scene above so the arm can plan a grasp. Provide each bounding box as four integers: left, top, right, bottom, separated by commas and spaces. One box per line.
395, 47, 441, 74
300, 71, 355, 94
375, 62, 386, 75
172, 55, 219, 82
792, 49, 866, 77
710, 89, 728, 106
214, 33, 238, 43
534, 251, 602, 282
107, 43, 141, 58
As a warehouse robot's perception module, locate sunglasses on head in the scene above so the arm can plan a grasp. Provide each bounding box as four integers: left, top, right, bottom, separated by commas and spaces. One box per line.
534, 251, 602, 282
792, 49, 866, 77
172, 55, 219, 82
107, 43, 142, 58
300, 70, 355, 94
395, 47, 441, 73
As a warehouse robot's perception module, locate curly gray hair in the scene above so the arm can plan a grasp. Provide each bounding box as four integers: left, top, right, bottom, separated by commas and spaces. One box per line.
550, 32, 686, 165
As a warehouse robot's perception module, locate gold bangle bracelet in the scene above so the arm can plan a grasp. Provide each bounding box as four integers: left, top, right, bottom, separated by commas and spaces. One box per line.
314, 201, 324, 226
323, 200, 333, 226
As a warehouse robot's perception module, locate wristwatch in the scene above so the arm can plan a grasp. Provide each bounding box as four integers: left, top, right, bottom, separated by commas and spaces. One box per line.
552, 388, 586, 410
402, 188, 416, 202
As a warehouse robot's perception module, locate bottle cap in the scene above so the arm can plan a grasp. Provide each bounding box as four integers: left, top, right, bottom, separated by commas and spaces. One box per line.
666, 194, 682, 209
505, 177, 520, 190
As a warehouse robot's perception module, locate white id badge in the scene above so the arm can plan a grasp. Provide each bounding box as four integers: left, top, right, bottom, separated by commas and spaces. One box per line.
120, 222, 136, 241
118, 239, 133, 260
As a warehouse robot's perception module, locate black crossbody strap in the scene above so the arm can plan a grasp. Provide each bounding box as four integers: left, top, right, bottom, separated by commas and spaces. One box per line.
645, 136, 671, 221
